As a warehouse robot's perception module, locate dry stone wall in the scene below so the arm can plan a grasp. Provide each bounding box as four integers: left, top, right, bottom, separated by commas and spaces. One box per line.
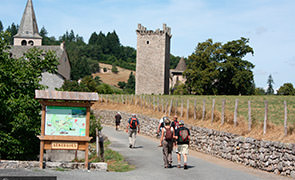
95, 109, 295, 178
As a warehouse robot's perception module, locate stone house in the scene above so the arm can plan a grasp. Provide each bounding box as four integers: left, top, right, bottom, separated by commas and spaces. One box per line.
10, 0, 71, 90
170, 57, 187, 90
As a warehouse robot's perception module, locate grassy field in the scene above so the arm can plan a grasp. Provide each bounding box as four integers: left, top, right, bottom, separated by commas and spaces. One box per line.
99, 94, 295, 126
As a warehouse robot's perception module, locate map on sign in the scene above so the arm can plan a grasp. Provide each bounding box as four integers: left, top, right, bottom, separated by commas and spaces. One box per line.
45, 106, 86, 136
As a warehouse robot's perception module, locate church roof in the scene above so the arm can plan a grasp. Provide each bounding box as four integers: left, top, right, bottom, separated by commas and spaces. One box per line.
174, 57, 187, 72
10, 45, 70, 80
14, 0, 42, 39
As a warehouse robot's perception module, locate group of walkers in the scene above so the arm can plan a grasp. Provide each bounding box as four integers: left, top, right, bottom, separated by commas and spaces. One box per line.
114, 112, 190, 169
158, 115, 190, 169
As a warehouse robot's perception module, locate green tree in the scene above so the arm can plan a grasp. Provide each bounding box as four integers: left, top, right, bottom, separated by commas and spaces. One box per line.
39, 26, 59, 45
112, 62, 119, 74
217, 37, 255, 95
0, 20, 3, 32
124, 72, 135, 94
170, 55, 182, 69
266, 74, 274, 95
183, 39, 220, 95
88, 32, 98, 45
0, 31, 58, 160
6, 23, 18, 44
172, 82, 189, 95
184, 38, 255, 95
277, 83, 295, 95
118, 81, 126, 89
255, 87, 266, 95
71, 56, 91, 80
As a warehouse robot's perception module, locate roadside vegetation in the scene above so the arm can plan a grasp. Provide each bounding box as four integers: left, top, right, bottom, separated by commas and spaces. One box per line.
88, 140, 135, 172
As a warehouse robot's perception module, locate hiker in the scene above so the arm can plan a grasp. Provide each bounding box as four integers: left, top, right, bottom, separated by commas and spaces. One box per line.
115, 112, 122, 131
159, 117, 174, 168
157, 115, 167, 137
126, 114, 140, 148
171, 115, 179, 152
174, 120, 190, 169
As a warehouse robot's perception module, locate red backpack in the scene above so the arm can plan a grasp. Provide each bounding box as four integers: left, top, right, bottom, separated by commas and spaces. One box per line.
164, 127, 173, 140
130, 118, 138, 129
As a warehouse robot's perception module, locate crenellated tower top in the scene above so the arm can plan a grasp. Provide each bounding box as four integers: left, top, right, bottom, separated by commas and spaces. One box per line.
136, 23, 172, 37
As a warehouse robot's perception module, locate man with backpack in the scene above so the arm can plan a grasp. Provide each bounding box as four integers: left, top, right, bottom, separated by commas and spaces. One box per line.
126, 114, 140, 148
170, 115, 179, 152
159, 118, 174, 168
174, 120, 190, 169
115, 112, 122, 131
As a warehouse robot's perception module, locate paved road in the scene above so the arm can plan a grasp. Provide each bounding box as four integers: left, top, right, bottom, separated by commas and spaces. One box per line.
0, 126, 291, 180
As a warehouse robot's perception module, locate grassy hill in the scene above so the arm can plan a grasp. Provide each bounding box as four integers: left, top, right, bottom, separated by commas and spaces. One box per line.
92, 63, 135, 87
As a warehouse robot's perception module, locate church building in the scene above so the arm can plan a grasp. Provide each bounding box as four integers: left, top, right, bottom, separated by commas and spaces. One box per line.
10, 0, 71, 90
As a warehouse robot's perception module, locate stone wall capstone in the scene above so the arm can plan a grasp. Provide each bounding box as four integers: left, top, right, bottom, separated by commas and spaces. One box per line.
95, 109, 295, 178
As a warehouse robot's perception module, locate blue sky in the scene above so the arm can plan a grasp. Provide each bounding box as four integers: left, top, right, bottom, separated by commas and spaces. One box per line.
1, 0, 295, 91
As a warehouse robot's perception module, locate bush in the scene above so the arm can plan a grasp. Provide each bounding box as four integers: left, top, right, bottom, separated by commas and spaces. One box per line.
89, 111, 103, 141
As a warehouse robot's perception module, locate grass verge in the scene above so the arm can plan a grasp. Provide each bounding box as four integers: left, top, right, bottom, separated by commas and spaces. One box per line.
89, 140, 135, 172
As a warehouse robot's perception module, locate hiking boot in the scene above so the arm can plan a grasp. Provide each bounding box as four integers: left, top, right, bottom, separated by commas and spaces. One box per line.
184, 164, 188, 170
129, 145, 132, 148
168, 164, 172, 168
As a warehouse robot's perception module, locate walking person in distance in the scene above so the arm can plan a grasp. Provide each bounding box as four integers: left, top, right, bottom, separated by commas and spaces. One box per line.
174, 120, 190, 169
126, 114, 140, 148
115, 112, 122, 131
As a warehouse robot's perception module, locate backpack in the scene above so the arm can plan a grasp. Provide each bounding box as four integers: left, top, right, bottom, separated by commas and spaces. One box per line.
164, 127, 173, 140
173, 120, 180, 130
178, 128, 189, 143
129, 118, 138, 129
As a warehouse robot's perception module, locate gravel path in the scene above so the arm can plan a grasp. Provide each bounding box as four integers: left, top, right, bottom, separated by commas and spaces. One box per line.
0, 126, 291, 180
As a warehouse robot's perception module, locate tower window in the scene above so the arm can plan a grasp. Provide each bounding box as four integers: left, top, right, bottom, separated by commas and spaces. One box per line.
21, 40, 27, 46
146, 41, 149, 44
28, 40, 34, 46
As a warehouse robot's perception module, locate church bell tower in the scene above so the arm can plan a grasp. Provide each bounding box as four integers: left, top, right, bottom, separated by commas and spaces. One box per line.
13, 0, 42, 46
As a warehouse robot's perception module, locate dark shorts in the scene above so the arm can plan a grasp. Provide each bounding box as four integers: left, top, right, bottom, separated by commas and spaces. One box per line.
115, 121, 120, 126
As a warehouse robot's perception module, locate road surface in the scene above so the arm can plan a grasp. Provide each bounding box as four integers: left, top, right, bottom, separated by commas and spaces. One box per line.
0, 125, 291, 180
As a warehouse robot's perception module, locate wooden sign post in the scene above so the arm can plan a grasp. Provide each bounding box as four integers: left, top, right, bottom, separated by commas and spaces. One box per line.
35, 90, 98, 169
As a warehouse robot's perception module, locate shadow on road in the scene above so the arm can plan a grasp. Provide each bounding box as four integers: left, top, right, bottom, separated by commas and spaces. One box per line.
132, 146, 144, 149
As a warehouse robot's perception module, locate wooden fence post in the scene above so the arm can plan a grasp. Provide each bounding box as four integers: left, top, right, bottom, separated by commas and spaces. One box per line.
153, 96, 156, 111
263, 100, 268, 135
221, 99, 225, 125
181, 99, 184, 117
202, 100, 206, 121
157, 97, 160, 112
187, 99, 189, 121
193, 99, 197, 120
248, 101, 251, 131
121, 95, 124, 104
136, 95, 139, 106
162, 98, 164, 113
169, 99, 173, 117
211, 99, 215, 124
165, 100, 169, 114
175, 99, 178, 116
284, 100, 288, 136
234, 99, 238, 127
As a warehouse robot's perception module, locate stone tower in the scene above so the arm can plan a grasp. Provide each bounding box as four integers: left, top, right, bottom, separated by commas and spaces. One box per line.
13, 0, 42, 46
135, 24, 172, 95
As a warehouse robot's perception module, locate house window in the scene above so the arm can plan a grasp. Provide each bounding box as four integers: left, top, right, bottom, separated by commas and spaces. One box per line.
28, 40, 34, 46
21, 40, 27, 46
